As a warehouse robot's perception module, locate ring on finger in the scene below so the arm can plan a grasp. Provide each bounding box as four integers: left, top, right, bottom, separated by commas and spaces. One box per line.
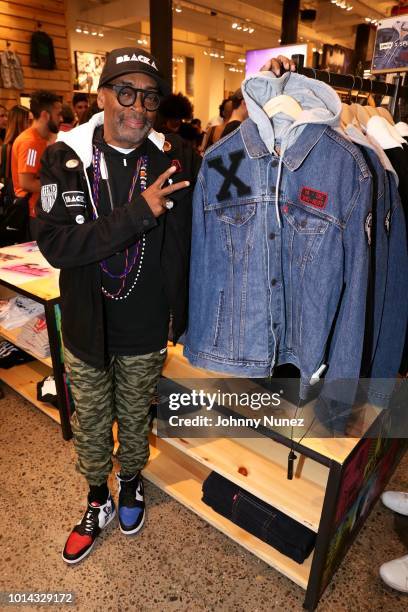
163, 199, 174, 210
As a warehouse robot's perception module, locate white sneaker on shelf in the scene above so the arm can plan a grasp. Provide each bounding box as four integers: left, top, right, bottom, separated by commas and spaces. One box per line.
380, 555, 408, 593
381, 491, 408, 516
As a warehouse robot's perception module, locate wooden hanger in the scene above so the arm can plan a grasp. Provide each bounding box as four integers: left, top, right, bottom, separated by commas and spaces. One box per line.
377, 106, 395, 125
263, 95, 302, 120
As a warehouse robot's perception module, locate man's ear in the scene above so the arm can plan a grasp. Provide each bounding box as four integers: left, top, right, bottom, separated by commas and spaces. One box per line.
97, 88, 105, 110
40, 109, 50, 122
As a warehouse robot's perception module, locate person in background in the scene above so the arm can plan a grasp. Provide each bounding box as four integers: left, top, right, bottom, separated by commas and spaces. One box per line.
178, 121, 204, 152
0, 105, 31, 212
156, 92, 193, 134
201, 98, 233, 152
59, 104, 75, 132
72, 92, 89, 126
81, 100, 101, 124
220, 88, 248, 139
12, 90, 62, 218
0, 104, 8, 144
190, 118, 202, 134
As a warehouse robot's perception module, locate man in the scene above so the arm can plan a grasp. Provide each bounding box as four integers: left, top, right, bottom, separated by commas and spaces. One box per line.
12, 90, 62, 217
0, 104, 8, 143
72, 92, 89, 126
33, 47, 200, 565
219, 88, 248, 139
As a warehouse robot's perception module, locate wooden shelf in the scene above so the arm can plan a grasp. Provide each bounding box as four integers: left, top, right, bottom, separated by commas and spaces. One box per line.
144, 434, 313, 590
152, 425, 327, 532
0, 324, 52, 368
162, 345, 365, 465
0, 360, 60, 424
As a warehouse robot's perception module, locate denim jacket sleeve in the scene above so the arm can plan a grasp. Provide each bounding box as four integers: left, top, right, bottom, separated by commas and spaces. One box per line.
368, 173, 408, 405
308, 174, 373, 410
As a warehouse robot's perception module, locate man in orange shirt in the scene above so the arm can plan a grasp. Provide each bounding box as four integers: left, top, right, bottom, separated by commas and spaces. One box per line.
12, 90, 62, 218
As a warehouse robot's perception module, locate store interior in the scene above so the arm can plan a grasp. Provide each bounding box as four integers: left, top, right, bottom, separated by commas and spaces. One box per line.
0, 1, 407, 611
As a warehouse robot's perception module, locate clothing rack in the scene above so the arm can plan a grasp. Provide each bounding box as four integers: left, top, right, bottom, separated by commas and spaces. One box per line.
291, 56, 407, 119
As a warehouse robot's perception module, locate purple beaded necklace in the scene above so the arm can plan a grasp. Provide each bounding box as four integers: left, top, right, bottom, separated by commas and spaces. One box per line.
92, 147, 148, 300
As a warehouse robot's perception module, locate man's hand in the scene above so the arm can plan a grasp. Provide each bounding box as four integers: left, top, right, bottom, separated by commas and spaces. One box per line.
141, 165, 190, 217
260, 55, 297, 76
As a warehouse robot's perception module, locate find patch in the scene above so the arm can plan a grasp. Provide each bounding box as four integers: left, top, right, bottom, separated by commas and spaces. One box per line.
300, 186, 328, 209
208, 150, 251, 202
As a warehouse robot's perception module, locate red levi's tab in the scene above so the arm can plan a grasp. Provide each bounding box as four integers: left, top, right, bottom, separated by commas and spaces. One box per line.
300, 186, 328, 210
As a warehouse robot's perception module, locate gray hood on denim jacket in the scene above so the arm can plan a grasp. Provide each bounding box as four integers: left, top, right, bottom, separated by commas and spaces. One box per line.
242, 71, 342, 153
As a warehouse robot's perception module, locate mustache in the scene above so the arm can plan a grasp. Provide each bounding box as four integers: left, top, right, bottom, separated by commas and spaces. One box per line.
118, 111, 152, 126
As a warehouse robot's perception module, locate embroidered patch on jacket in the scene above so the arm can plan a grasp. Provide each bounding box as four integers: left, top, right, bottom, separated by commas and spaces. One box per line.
62, 191, 86, 207
41, 184, 58, 213
171, 159, 182, 173
365, 212, 372, 246
300, 187, 328, 209
208, 150, 251, 202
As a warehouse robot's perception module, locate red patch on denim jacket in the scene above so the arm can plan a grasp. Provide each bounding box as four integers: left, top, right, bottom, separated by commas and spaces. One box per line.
300, 187, 328, 209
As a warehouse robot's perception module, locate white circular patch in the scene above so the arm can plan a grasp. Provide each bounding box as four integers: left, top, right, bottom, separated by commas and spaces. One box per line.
66, 159, 79, 169
75, 215, 85, 224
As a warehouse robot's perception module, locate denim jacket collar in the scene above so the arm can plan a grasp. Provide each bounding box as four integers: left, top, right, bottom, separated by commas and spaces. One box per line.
241, 118, 328, 171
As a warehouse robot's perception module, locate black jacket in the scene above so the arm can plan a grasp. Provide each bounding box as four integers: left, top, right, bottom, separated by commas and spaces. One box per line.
32, 114, 201, 368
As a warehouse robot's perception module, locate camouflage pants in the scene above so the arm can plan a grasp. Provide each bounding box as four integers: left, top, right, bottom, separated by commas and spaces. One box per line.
64, 347, 166, 486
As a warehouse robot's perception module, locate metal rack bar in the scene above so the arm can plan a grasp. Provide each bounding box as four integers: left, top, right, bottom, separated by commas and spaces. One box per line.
297, 66, 408, 100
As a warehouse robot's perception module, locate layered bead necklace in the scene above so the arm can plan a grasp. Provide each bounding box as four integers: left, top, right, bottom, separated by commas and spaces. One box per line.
92, 146, 148, 301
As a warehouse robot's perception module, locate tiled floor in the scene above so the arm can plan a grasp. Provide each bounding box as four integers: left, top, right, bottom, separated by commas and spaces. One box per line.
0, 386, 407, 612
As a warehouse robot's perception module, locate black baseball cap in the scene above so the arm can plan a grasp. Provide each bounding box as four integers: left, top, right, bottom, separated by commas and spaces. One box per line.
98, 47, 171, 96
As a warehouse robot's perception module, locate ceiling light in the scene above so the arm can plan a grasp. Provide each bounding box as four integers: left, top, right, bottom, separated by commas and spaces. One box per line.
232, 22, 238, 29
83, 26, 89, 34
98, 32, 104, 37
91, 30, 97, 36
248, 27, 255, 33
346, 5, 353, 10
242, 26, 249, 32
236, 24, 242, 30
75, 26, 82, 33
238, 58, 246, 63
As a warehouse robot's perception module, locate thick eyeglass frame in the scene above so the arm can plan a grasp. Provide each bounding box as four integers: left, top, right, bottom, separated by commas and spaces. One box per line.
103, 83, 161, 111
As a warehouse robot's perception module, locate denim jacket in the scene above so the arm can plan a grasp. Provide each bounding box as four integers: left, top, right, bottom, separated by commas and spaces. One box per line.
184, 72, 374, 398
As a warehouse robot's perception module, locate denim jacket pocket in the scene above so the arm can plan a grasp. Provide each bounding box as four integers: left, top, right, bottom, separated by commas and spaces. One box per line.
283, 202, 329, 266
213, 199, 256, 256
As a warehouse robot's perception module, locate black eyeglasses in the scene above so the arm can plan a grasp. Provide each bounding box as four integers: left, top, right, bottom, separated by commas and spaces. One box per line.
104, 84, 161, 111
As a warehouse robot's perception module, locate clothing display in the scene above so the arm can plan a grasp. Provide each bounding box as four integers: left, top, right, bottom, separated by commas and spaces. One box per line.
0, 296, 44, 330
17, 314, 50, 358
184, 71, 408, 403
0, 340, 34, 368
0, 50, 24, 89
202, 471, 316, 564
30, 30, 56, 70
36, 376, 58, 406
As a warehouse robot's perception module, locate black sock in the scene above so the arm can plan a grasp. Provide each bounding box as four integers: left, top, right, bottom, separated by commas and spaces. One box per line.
119, 471, 139, 481
88, 482, 109, 504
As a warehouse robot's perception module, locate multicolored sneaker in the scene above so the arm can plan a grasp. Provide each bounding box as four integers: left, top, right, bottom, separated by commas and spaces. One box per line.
116, 472, 145, 535
62, 495, 116, 564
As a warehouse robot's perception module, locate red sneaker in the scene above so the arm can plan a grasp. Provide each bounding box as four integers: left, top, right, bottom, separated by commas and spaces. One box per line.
62, 495, 116, 564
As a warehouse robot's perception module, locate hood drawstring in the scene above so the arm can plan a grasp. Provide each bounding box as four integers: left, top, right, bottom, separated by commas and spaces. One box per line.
275, 153, 284, 229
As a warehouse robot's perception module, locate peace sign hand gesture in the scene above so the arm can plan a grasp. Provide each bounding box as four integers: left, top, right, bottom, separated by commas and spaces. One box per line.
141, 165, 190, 217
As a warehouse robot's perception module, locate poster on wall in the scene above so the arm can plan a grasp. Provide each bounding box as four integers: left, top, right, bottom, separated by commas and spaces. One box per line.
75, 51, 106, 93
372, 15, 408, 73
320, 44, 353, 74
